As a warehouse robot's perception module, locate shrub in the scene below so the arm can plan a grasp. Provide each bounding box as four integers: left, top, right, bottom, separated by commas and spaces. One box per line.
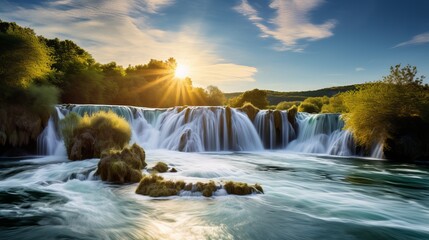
60, 110, 131, 160
276, 101, 300, 110
298, 102, 319, 113
96, 143, 146, 183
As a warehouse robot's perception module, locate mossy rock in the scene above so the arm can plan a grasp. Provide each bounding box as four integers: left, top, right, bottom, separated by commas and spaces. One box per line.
60, 111, 131, 160
95, 143, 146, 183
135, 174, 185, 197
223, 181, 264, 195
170, 167, 178, 173
152, 162, 169, 173
239, 102, 260, 122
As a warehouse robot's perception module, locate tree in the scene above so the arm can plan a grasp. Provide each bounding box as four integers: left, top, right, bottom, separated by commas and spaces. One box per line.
206, 85, 225, 106
0, 21, 52, 94
228, 89, 269, 109
342, 65, 429, 149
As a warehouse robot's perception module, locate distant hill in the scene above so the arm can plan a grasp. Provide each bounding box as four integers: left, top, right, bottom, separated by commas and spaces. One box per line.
225, 85, 358, 105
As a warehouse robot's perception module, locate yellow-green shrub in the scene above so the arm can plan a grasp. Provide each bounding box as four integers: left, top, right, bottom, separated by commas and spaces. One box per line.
60, 110, 131, 160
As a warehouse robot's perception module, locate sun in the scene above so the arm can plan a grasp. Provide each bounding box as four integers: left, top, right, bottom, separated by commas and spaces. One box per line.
174, 64, 189, 78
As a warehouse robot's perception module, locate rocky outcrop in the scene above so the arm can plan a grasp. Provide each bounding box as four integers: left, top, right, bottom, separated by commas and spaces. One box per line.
95, 143, 146, 183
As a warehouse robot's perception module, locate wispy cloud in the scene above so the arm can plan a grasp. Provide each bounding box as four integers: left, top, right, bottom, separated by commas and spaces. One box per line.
355, 67, 365, 72
234, 0, 336, 52
394, 32, 429, 48
0, 0, 257, 87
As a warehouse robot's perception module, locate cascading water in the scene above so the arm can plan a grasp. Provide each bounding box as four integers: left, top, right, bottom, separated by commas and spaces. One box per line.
37, 105, 378, 158
253, 110, 295, 149
37, 107, 66, 156
285, 113, 357, 156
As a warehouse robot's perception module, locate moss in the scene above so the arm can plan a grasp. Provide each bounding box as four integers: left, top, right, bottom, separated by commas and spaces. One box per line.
95, 144, 146, 183
60, 110, 131, 160
223, 181, 264, 195
135, 176, 263, 198
152, 162, 169, 173
135, 174, 183, 197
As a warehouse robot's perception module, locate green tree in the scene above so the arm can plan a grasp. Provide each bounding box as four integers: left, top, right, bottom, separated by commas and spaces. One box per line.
206, 85, 225, 106
343, 64, 429, 148
0, 21, 52, 94
228, 89, 269, 109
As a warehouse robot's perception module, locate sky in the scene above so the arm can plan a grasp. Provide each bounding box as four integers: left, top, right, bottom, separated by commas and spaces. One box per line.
1, 0, 428, 92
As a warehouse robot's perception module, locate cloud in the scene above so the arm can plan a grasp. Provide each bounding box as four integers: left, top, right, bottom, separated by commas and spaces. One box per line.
355, 67, 365, 72
0, 0, 257, 87
234, 0, 336, 52
394, 32, 429, 48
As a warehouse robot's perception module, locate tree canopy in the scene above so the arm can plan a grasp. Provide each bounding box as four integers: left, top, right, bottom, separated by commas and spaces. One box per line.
342, 64, 429, 148
228, 89, 269, 109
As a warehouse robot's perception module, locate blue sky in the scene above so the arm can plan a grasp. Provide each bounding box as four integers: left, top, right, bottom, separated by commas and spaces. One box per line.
1, 0, 428, 92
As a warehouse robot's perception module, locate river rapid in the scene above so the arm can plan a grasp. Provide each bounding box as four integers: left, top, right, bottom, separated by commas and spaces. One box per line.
1, 150, 429, 240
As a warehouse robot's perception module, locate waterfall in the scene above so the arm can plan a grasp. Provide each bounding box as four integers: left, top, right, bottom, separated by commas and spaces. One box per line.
254, 110, 295, 149
285, 113, 357, 156
37, 107, 66, 155
36, 105, 383, 158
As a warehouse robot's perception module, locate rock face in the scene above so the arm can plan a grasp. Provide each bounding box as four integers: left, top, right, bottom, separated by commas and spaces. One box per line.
96, 143, 146, 183
239, 103, 259, 122
383, 116, 429, 162
0, 104, 46, 155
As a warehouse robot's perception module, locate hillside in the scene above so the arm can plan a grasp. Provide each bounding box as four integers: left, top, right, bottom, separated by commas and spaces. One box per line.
225, 85, 358, 105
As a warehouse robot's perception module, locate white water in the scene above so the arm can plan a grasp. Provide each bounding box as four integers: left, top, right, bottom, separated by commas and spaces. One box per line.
37, 105, 378, 158
1, 150, 429, 239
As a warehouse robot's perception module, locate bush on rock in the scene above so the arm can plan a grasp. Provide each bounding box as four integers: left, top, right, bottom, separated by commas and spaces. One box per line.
60, 111, 131, 160
95, 143, 146, 183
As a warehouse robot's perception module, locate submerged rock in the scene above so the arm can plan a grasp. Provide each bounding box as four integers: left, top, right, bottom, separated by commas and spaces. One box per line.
95, 143, 146, 183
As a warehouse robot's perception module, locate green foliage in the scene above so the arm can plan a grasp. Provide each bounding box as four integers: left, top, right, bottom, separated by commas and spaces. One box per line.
228, 89, 269, 109
276, 101, 300, 110
226, 85, 357, 105
298, 102, 319, 113
297, 96, 329, 113
206, 85, 226, 106
0, 21, 52, 94
60, 111, 132, 160
342, 65, 429, 148
320, 94, 347, 113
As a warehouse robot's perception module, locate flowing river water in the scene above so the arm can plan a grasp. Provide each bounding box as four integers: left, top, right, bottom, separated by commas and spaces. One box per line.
1, 105, 428, 239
